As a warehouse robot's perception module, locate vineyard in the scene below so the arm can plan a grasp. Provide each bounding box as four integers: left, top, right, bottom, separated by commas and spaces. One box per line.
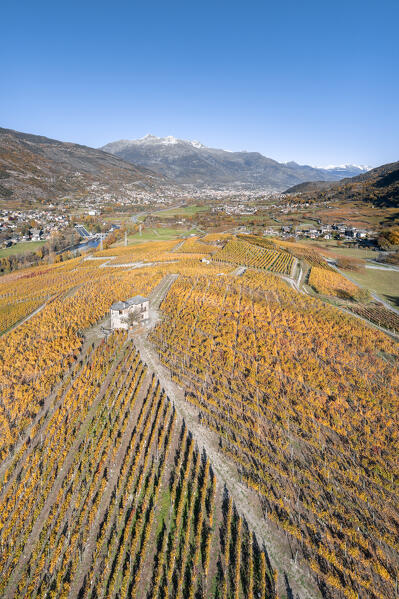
237, 233, 279, 250
308, 266, 363, 299
348, 302, 399, 333
273, 240, 335, 270
1, 235, 398, 599
212, 239, 295, 275
151, 271, 399, 599
0, 260, 165, 462
178, 237, 219, 254
0, 330, 276, 599
0, 249, 232, 463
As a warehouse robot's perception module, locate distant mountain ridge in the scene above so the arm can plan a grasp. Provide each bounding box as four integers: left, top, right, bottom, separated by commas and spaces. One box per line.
284, 160, 399, 208
0, 127, 170, 203
101, 135, 369, 190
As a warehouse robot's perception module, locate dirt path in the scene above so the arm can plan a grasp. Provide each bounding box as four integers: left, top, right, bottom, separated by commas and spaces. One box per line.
131, 277, 322, 599
331, 265, 399, 316
0, 318, 109, 488
0, 293, 58, 338
230, 266, 246, 276
171, 240, 185, 252
148, 273, 179, 312
0, 358, 83, 494
284, 260, 399, 340
369, 292, 399, 315
366, 264, 399, 271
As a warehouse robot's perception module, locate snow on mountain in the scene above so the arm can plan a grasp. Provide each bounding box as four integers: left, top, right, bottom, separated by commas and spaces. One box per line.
130, 134, 205, 148
100, 136, 371, 190
321, 164, 371, 171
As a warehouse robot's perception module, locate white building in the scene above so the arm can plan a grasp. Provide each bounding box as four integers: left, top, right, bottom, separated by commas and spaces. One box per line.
110, 295, 149, 330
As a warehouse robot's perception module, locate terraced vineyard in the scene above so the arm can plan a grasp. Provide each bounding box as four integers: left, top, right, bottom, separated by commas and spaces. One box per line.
273, 241, 335, 270
179, 237, 219, 254
0, 261, 164, 462
212, 239, 295, 275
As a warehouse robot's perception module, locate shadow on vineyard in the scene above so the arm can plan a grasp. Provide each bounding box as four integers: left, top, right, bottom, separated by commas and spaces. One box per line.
385, 294, 399, 307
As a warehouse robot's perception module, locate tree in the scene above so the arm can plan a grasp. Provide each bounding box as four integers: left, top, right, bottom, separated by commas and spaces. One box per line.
122, 308, 142, 328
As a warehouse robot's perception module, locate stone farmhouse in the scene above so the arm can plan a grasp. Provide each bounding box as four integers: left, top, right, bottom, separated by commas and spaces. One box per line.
110, 295, 149, 330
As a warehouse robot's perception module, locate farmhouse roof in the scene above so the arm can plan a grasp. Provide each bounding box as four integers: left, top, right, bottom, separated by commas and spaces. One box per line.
110, 295, 148, 311
110, 301, 127, 310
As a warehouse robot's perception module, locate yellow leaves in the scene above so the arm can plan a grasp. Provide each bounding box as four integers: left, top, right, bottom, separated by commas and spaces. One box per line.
308, 266, 361, 299
150, 270, 399, 599
213, 238, 293, 274
343, 588, 359, 599
0, 264, 164, 457
325, 572, 344, 591
374, 562, 392, 582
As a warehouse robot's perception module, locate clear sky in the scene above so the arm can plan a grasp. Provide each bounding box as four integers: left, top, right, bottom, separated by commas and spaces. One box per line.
1, 0, 398, 167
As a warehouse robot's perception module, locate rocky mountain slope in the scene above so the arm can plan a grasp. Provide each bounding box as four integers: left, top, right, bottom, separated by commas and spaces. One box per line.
0, 127, 171, 204
101, 134, 369, 190
284, 160, 399, 207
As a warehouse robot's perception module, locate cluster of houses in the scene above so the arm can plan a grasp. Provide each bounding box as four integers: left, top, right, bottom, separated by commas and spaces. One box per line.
212, 204, 258, 216
84, 181, 185, 208
263, 223, 374, 241
0, 209, 70, 247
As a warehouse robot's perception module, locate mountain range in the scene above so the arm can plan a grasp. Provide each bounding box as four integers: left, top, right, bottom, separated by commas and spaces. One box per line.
284, 160, 399, 208
0, 127, 169, 204
100, 134, 369, 190
0, 128, 377, 204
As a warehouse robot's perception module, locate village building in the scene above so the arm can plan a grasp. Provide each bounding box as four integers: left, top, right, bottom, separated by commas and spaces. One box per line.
30, 228, 42, 241
110, 295, 149, 330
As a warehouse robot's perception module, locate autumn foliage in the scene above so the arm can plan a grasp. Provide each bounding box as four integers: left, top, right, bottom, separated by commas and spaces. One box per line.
151, 271, 399, 599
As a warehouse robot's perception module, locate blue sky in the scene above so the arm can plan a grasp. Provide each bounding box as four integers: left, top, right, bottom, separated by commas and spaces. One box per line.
1, 0, 398, 166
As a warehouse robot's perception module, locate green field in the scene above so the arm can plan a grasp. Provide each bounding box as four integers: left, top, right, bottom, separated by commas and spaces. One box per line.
0, 241, 46, 259
152, 205, 209, 217
341, 266, 399, 307
113, 227, 200, 245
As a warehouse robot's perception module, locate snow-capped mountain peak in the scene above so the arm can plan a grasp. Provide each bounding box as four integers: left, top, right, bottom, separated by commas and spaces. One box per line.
100, 135, 373, 190
321, 164, 371, 172
190, 140, 205, 149
135, 135, 206, 148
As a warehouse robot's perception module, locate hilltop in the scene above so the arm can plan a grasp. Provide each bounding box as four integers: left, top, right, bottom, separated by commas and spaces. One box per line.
101, 135, 369, 190
0, 127, 174, 205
